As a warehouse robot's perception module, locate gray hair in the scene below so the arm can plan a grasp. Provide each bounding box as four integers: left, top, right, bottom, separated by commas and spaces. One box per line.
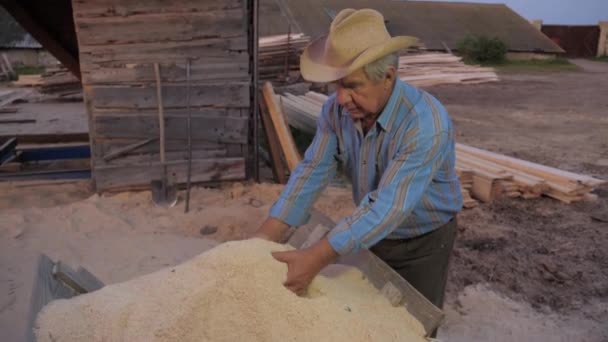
363, 52, 399, 82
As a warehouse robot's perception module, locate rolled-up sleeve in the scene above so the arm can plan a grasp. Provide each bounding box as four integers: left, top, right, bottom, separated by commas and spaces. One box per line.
327, 131, 449, 255
268, 100, 338, 227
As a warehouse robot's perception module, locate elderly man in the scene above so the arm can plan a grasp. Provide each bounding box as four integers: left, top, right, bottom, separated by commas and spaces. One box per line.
254, 8, 463, 312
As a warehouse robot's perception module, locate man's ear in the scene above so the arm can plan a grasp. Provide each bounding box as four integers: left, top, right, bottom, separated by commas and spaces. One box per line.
384, 66, 396, 88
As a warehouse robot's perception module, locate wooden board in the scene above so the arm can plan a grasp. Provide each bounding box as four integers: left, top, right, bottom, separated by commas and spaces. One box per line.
92, 139, 231, 159
259, 92, 287, 184
261, 82, 301, 171
79, 37, 247, 65
75, 9, 245, 46
83, 60, 248, 85
94, 157, 245, 190
89, 82, 249, 109
72, 0, 243, 17
93, 115, 248, 143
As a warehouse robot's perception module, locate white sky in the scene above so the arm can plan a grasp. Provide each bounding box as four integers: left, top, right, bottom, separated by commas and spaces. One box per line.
414, 0, 608, 25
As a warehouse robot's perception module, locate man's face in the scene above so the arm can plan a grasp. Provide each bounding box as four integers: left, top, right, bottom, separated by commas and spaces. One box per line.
331, 68, 393, 123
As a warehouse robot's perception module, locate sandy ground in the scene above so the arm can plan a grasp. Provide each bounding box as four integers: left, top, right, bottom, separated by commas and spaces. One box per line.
1, 60, 608, 341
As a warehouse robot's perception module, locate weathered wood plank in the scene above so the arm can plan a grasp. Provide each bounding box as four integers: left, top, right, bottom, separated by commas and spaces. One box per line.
99, 149, 229, 166
73, 0, 243, 17
93, 115, 248, 143
101, 137, 157, 162
89, 83, 250, 109
79, 37, 247, 64
91, 106, 244, 117
83, 60, 248, 85
76, 10, 245, 46
94, 157, 245, 190
92, 139, 227, 159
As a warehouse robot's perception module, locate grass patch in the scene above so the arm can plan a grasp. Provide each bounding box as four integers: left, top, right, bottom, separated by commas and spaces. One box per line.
469, 58, 579, 72
593, 56, 608, 62
14, 65, 45, 75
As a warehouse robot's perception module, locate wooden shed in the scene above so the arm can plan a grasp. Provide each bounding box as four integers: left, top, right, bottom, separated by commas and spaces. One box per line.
2, 0, 257, 192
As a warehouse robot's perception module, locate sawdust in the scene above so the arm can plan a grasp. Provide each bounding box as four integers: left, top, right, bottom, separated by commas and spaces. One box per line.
34, 239, 425, 342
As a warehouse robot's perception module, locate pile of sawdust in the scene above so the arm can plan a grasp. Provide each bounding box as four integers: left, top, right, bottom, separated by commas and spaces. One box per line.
35, 239, 426, 341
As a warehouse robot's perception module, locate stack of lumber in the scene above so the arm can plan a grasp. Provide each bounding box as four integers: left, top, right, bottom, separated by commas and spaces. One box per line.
259, 33, 310, 83
455, 144, 605, 204
12, 66, 81, 97
398, 53, 499, 87
276, 90, 605, 206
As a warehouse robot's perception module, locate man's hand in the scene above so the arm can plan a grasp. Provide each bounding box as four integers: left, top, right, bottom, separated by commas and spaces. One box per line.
251, 217, 290, 242
271, 238, 339, 296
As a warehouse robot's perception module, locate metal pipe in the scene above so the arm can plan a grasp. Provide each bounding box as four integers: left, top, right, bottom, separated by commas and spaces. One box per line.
252, 0, 260, 182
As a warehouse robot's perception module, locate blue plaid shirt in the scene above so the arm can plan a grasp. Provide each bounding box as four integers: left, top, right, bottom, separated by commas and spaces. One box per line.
269, 79, 463, 255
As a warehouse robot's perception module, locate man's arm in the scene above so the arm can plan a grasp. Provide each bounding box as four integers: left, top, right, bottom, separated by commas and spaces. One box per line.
328, 131, 450, 255
254, 99, 339, 242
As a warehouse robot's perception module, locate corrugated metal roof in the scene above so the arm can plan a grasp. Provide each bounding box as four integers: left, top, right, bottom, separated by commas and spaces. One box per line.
260, 0, 565, 54
0, 6, 42, 49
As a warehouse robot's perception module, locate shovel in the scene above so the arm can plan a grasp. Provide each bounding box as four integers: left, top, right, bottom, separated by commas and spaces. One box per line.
151, 63, 177, 207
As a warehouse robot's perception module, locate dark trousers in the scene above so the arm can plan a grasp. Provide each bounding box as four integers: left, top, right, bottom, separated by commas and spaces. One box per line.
370, 217, 457, 335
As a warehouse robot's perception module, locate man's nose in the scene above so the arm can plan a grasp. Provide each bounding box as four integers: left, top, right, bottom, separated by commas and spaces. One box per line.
336, 87, 351, 106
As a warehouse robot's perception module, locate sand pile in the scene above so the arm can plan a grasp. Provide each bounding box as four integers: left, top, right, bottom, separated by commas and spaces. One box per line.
34, 239, 425, 342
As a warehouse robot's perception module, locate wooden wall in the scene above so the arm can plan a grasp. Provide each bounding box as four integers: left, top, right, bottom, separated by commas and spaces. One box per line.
71, 0, 251, 191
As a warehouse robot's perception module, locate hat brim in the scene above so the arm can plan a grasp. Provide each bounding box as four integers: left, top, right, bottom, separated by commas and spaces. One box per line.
300, 35, 419, 83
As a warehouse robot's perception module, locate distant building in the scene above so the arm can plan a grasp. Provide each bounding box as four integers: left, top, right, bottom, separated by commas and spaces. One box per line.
0, 7, 57, 67
260, 0, 565, 59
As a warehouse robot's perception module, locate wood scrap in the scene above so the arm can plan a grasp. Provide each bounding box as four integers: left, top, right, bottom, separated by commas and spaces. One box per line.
277, 90, 606, 206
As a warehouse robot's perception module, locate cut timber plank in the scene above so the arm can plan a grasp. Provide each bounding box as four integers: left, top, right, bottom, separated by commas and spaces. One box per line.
259, 92, 287, 184
471, 174, 495, 203
456, 144, 605, 187
75, 9, 245, 46
94, 157, 245, 191
72, 0, 243, 17
89, 83, 249, 109
261, 82, 301, 172
93, 115, 248, 143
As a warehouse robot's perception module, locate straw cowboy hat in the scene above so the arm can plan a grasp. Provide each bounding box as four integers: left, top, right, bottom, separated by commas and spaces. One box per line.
300, 8, 418, 83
